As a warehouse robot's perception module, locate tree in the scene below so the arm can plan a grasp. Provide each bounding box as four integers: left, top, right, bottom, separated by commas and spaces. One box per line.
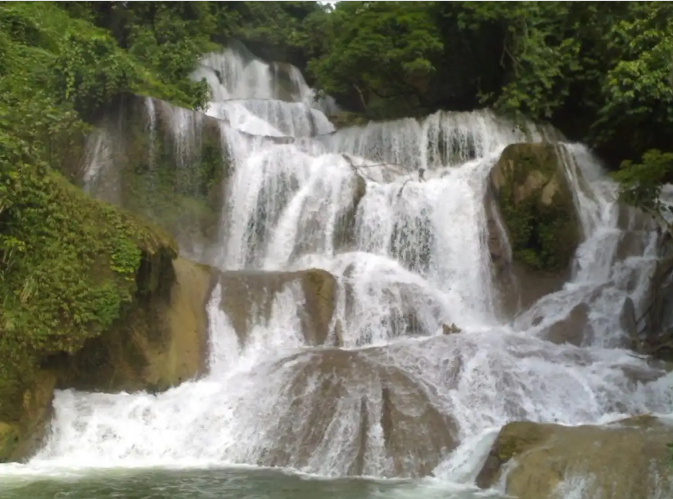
307, 1, 443, 115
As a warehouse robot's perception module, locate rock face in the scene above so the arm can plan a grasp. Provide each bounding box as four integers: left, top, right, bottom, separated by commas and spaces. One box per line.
487, 143, 581, 316
218, 269, 338, 346
50, 258, 216, 393
0, 371, 57, 462
0, 161, 183, 462
79, 93, 229, 261
476, 416, 673, 499
259, 348, 458, 477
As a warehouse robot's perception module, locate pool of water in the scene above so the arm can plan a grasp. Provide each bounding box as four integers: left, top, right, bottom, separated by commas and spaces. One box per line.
0, 466, 504, 499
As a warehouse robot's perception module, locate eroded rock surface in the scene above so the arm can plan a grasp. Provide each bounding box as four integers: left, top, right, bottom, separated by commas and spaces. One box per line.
257, 348, 458, 477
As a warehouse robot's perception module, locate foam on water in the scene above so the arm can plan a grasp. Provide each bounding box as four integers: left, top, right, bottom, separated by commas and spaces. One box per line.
6, 41, 673, 498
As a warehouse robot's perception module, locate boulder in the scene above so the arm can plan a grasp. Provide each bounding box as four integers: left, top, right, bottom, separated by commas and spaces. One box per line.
489, 143, 580, 272
258, 348, 458, 477
218, 268, 338, 347
487, 143, 581, 316
476, 416, 673, 499
542, 302, 590, 346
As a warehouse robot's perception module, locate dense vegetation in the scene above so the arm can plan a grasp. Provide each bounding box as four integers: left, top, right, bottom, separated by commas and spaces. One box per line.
1, 1, 672, 416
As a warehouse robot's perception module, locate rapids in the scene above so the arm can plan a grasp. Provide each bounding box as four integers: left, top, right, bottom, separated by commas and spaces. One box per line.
2, 41, 672, 498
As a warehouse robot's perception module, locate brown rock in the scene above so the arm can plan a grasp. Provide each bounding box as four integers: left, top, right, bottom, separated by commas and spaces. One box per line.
218, 268, 338, 347
259, 348, 458, 477
49, 257, 216, 393
543, 302, 590, 346
0, 423, 19, 463
477, 416, 673, 499
0, 370, 57, 462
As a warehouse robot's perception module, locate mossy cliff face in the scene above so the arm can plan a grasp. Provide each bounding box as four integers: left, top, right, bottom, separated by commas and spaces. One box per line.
476, 416, 673, 499
0, 162, 200, 461
489, 142, 580, 273
79, 93, 229, 261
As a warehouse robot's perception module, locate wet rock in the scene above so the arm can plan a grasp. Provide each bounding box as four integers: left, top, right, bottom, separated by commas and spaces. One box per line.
615, 230, 648, 261
218, 268, 338, 347
260, 348, 459, 477
476, 416, 673, 499
617, 203, 657, 232
333, 173, 367, 252
49, 257, 215, 393
619, 297, 639, 348
442, 323, 462, 335
328, 112, 369, 130
0, 423, 19, 463
542, 302, 590, 346
0, 369, 56, 463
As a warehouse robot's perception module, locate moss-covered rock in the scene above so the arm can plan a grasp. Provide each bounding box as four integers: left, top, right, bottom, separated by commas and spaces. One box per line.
476, 416, 673, 499
218, 268, 338, 346
489, 143, 580, 273
0, 423, 20, 463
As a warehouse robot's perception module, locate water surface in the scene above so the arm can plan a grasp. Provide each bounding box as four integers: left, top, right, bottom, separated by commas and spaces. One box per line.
0, 466, 503, 499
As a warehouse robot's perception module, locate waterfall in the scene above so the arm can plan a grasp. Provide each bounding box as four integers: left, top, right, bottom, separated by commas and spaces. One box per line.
12, 42, 673, 494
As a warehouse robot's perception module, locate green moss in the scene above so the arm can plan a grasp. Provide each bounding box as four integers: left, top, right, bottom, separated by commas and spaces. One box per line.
492, 143, 580, 272
0, 423, 20, 463
0, 162, 177, 422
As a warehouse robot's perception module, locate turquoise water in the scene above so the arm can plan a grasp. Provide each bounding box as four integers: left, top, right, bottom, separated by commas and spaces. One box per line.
0, 466, 504, 499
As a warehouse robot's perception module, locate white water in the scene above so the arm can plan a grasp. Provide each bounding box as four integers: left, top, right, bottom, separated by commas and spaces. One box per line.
6, 42, 673, 497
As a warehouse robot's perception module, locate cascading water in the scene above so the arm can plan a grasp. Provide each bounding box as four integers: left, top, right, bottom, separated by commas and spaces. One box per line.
4, 42, 673, 498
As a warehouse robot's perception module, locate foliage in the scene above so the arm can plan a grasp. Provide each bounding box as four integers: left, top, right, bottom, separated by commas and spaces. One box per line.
0, 152, 176, 420
613, 150, 673, 218
52, 30, 139, 117
307, 2, 443, 115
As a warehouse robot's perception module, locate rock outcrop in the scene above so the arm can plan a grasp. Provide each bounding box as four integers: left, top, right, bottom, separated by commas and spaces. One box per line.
1, 256, 215, 463
487, 143, 582, 316
48, 258, 216, 393
217, 269, 338, 346
78, 93, 230, 261
259, 348, 458, 477
476, 416, 673, 499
